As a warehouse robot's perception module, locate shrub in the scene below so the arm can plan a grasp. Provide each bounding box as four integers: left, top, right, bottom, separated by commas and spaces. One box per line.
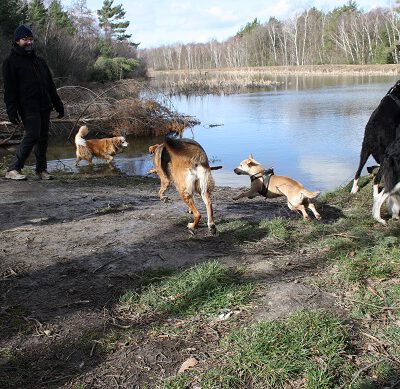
91, 56, 139, 81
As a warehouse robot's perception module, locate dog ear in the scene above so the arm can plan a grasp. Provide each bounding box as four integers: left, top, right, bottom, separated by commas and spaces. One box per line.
249, 153, 253, 159
367, 165, 380, 175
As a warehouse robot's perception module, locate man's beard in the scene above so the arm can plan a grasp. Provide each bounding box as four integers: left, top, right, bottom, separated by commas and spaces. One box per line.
24, 46, 33, 52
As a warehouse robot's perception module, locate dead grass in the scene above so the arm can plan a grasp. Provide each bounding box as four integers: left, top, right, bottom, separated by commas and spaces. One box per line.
150, 64, 400, 95
151, 64, 400, 77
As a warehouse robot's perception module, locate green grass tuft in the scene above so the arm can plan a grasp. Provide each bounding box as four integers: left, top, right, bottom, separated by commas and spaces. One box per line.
118, 261, 255, 318
218, 219, 266, 242
337, 243, 400, 283
259, 217, 291, 240
166, 310, 354, 388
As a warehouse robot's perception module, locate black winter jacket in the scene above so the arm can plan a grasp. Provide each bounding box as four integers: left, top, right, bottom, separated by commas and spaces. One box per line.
2, 44, 64, 119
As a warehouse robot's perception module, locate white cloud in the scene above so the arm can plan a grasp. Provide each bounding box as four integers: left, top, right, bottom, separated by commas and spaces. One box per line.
258, 1, 291, 20
207, 7, 240, 23
64, 0, 392, 48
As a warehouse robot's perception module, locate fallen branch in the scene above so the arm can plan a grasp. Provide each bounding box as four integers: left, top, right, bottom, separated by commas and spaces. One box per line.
92, 257, 124, 273
66, 82, 132, 142
0, 123, 21, 146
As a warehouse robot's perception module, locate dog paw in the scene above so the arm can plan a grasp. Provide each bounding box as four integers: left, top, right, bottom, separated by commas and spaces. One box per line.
188, 228, 196, 236
160, 196, 169, 203
375, 218, 387, 226
208, 225, 217, 235
350, 185, 359, 194
315, 215, 322, 221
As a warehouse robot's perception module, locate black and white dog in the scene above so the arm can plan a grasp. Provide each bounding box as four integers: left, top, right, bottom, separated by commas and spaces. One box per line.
372, 137, 400, 224
351, 80, 400, 194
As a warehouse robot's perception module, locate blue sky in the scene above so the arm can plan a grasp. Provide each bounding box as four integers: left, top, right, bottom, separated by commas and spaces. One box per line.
62, 0, 394, 48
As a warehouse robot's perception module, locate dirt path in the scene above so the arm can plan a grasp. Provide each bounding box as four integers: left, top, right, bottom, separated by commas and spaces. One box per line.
0, 173, 339, 388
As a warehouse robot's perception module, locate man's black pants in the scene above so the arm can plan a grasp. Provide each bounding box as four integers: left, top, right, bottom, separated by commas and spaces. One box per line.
8, 110, 51, 173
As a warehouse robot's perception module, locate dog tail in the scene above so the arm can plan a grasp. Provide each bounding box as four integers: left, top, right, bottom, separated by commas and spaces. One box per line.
196, 165, 215, 196
301, 189, 320, 199
77, 125, 89, 138
75, 125, 89, 146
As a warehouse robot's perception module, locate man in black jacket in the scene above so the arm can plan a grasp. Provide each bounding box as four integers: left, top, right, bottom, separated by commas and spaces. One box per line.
3, 25, 64, 180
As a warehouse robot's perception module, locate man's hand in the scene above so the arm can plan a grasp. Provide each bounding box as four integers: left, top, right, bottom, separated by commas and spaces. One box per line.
9, 113, 20, 125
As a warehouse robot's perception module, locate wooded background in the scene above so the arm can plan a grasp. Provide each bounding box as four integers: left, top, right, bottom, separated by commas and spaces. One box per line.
3, 1, 400, 80
141, 1, 400, 71
0, 0, 144, 83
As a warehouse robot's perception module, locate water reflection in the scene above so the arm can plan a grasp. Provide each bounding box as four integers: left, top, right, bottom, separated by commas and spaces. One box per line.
5, 75, 397, 192
171, 75, 398, 191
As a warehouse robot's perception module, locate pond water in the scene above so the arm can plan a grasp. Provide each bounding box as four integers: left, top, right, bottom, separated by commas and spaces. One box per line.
13, 74, 400, 192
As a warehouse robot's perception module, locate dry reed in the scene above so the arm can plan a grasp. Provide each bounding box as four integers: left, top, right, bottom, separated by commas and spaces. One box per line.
150, 64, 400, 95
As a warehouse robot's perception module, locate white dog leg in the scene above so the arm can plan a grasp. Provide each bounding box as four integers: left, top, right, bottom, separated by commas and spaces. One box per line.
387, 195, 400, 220
372, 186, 389, 225
373, 184, 379, 197
351, 179, 359, 194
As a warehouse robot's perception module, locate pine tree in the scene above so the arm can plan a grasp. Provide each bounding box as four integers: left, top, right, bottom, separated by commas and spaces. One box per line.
27, 0, 47, 29
0, 0, 28, 37
236, 18, 261, 38
48, 0, 75, 34
97, 0, 131, 41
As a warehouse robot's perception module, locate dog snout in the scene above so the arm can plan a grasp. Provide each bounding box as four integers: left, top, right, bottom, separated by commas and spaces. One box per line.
122, 141, 128, 147
234, 167, 246, 175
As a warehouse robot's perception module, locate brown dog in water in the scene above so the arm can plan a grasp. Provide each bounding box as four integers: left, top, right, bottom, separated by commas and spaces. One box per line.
148, 137, 217, 234
75, 125, 128, 166
233, 154, 321, 221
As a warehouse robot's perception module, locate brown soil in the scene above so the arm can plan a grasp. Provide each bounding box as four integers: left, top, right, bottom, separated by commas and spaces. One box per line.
0, 172, 342, 388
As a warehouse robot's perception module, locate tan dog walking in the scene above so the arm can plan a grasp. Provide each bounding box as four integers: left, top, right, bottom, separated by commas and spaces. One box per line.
233, 154, 321, 221
149, 137, 217, 235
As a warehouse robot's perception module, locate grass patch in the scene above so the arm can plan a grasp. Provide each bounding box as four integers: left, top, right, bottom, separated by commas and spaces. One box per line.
352, 285, 400, 319
336, 239, 400, 283
259, 217, 291, 240
166, 310, 354, 388
95, 203, 133, 215
219, 218, 294, 243
81, 328, 119, 354
1, 306, 36, 334
118, 261, 255, 319
218, 219, 267, 242
351, 285, 400, 386
174, 215, 191, 226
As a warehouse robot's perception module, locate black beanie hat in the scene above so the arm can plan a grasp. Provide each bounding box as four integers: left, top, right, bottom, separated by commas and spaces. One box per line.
13, 25, 33, 41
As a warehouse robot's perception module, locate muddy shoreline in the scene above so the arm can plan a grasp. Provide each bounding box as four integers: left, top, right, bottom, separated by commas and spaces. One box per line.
1, 171, 339, 387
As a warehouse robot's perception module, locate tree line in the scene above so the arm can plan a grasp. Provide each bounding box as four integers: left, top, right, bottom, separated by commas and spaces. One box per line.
141, 1, 400, 71
0, 0, 145, 83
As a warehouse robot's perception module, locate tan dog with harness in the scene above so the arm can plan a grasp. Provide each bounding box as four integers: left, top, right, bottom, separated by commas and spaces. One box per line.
233, 154, 321, 221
